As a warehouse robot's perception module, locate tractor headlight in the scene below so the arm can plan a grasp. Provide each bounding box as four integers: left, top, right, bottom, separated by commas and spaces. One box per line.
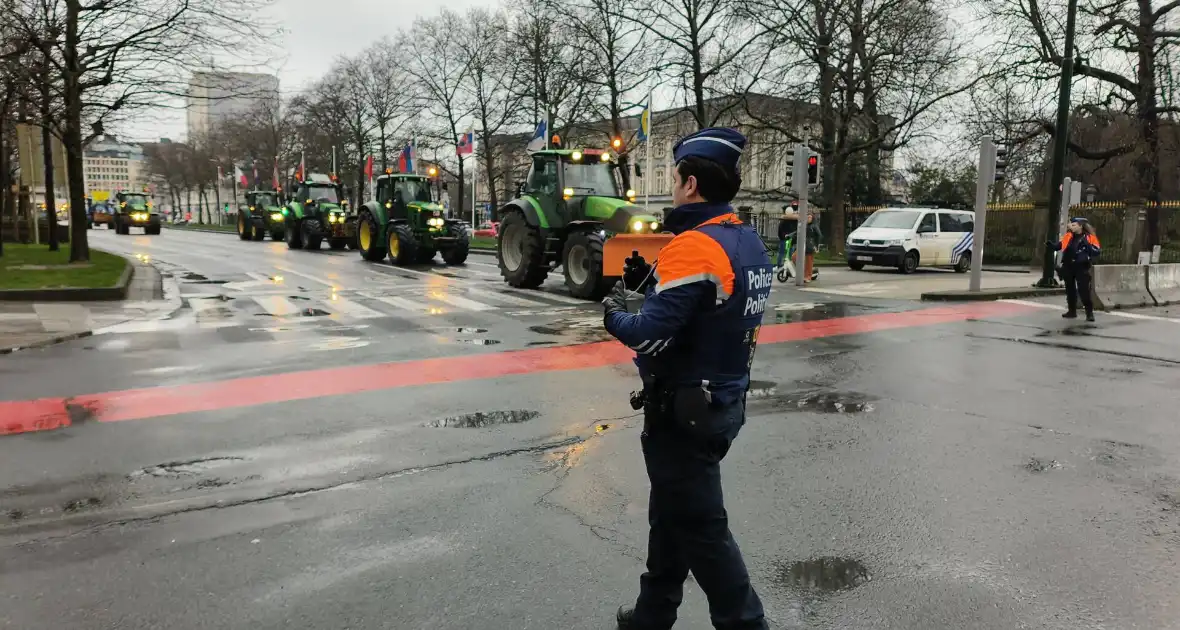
563, 188, 574, 199
428, 218, 445, 228
270, 213, 283, 221
650, 221, 659, 231
632, 220, 643, 233
600, 152, 611, 162
626, 189, 636, 199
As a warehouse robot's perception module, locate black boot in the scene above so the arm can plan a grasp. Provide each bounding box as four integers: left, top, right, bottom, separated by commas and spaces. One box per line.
1085, 309, 1095, 322
616, 605, 635, 629
1062, 310, 1077, 319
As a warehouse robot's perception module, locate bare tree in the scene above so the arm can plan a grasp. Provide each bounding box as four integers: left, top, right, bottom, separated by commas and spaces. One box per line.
509, 0, 594, 137
458, 7, 526, 209
357, 38, 412, 172
14, 0, 275, 261
406, 10, 473, 217
973, 0, 1180, 245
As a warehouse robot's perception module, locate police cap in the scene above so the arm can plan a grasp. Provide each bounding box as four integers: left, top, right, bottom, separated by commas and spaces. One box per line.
672, 127, 746, 177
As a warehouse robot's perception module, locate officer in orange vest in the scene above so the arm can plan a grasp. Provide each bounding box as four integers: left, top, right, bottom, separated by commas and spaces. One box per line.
1048, 217, 1101, 321
602, 127, 770, 630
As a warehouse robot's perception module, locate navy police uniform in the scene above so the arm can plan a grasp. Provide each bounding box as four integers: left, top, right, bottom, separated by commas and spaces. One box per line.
603, 128, 771, 630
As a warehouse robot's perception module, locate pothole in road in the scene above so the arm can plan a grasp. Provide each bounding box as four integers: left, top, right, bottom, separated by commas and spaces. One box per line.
528, 341, 557, 346
747, 380, 778, 399
769, 390, 875, 413
6, 509, 25, 521
1025, 457, 1062, 473
427, 409, 540, 428
456, 338, 500, 346
778, 561, 873, 594
301, 308, 330, 317
132, 457, 245, 478
62, 497, 103, 513
775, 557, 871, 594
455, 327, 488, 334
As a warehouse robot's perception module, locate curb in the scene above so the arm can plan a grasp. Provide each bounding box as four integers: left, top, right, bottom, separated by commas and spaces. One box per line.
0, 330, 93, 355
921, 286, 1066, 302
162, 225, 237, 236
0, 256, 134, 302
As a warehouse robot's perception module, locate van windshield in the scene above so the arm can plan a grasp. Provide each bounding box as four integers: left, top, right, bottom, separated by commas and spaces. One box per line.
861, 210, 920, 230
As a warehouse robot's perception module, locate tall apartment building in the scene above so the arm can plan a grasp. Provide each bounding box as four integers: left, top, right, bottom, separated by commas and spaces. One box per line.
186, 71, 280, 141
83, 135, 148, 200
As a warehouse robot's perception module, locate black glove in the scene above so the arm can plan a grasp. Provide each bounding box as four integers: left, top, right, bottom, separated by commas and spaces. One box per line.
602, 280, 628, 318
623, 251, 653, 291
1046, 240, 1058, 250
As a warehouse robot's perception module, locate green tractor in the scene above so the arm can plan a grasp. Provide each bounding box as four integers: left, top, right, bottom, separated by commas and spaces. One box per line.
282, 173, 356, 251
237, 189, 286, 241
497, 148, 668, 299
112, 190, 162, 235
354, 172, 470, 266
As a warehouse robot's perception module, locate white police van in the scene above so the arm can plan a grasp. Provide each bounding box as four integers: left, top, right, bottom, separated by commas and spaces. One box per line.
844, 207, 975, 274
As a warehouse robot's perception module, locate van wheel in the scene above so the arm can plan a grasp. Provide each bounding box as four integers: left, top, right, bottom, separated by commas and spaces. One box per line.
848, 261, 865, 271
954, 251, 971, 273
898, 251, 919, 274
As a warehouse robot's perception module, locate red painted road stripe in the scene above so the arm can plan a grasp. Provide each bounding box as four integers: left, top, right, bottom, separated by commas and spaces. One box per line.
0, 301, 1030, 435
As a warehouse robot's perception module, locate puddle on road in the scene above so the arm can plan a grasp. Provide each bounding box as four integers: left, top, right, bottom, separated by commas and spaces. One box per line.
132, 457, 245, 478
301, 308, 330, 317
767, 390, 875, 413
527, 341, 557, 346
455, 327, 488, 334
773, 302, 890, 324
456, 338, 500, 346
6, 509, 25, 521
775, 557, 871, 594
181, 272, 207, 281
62, 497, 103, 513
289, 295, 311, 301
528, 316, 613, 343
428, 409, 540, 428
1025, 457, 1062, 473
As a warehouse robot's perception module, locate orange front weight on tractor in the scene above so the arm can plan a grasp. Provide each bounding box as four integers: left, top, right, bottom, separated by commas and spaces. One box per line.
602, 233, 675, 278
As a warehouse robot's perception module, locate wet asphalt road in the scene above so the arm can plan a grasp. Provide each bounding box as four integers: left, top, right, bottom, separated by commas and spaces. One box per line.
3, 229, 1180, 629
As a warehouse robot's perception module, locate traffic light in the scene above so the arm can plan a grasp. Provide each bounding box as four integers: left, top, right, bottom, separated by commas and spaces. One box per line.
806, 152, 821, 187
992, 145, 1008, 182
785, 151, 796, 186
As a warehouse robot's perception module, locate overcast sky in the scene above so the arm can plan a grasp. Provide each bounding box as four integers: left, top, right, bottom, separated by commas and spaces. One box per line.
124, 0, 496, 143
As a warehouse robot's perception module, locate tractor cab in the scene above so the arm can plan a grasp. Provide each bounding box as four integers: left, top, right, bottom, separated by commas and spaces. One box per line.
239, 189, 287, 242
377, 174, 434, 220
112, 190, 161, 235
293, 175, 344, 210
282, 173, 355, 251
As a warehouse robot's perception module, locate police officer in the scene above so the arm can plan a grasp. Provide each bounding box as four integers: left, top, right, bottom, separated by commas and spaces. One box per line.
602, 127, 771, 630
1048, 217, 1101, 321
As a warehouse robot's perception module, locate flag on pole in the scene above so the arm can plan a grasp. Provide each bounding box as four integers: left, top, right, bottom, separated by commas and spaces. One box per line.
397, 143, 414, 173
364, 155, 374, 180
252, 164, 259, 187
272, 157, 280, 190
457, 130, 475, 156
638, 97, 651, 143
526, 121, 547, 153
294, 153, 305, 181
234, 166, 247, 188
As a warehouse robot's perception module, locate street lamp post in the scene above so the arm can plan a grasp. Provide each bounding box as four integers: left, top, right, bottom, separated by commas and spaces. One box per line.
1038, 0, 1081, 287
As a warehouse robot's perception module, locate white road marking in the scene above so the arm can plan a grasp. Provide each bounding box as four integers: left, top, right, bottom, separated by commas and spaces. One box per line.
253, 296, 303, 316
326, 296, 385, 319
502, 287, 586, 305
360, 293, 433, 313
463, 287, 551, 307
1003, 299, 1180, 323
425, 290, 495, 311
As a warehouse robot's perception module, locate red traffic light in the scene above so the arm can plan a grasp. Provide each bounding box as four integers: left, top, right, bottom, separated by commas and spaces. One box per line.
807, 156, 818, 166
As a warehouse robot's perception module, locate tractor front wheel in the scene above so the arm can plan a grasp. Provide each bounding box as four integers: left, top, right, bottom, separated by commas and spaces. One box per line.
442, 224, 470, 265
387, 223, 418, 266
303, 220, 322, 251
356, 212, 387, 262
237, 213, 252, 241
563, 230, 615, 300
498, 210, 548, 289
329, 238, 349, 250
251, 223, 265, 241
286, 219, 304, 250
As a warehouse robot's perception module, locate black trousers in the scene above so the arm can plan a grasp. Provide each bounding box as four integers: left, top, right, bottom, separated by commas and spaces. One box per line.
1061, 264, 1093, 313
632, 396, 767, 630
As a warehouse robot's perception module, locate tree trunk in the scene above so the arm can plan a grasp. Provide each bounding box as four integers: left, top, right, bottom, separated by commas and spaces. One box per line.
0, 117, 7, 257
63, 0, 89, 262
1137, 0, 1162, 246
40, 73, 59, 252
482, 138, 498, 211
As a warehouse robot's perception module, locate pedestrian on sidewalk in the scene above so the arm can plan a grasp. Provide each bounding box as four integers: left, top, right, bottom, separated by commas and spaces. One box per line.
776, 205, 798, 270
1049, 217, 1101, 321
601, 127, 770, 630
804, 211, 821, 283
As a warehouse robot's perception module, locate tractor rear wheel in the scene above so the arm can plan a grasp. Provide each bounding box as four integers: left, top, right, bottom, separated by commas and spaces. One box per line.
388, 223, 418, 266
563, 230, 615, 300
303, 220, 322, 251
237, 213, 252, 240
356, 212, 387, 261
442, 224, 470, 265
286, 219, 304, 249
498, 210, 548, 289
